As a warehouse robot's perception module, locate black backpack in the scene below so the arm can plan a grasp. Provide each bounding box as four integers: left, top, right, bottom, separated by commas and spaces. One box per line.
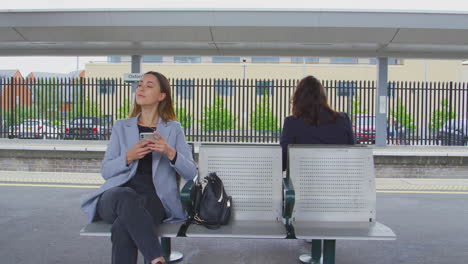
190, 172, 232, 229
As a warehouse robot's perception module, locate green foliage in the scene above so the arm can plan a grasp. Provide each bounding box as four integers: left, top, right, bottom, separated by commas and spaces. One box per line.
351, 96, 368, 115
250, 94, 279, 132
200, 96, 235, 131
429, 99, 457, 129
117, 99, 132, 120
390, 100, 416, 129
175, 107, 192, 129
1, 106, 35, 127
67, 96, 103, 120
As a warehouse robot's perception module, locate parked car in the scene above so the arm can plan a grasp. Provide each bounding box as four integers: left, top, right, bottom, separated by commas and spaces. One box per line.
64, 116, 112, 140
353, 114, 407, 144
438, 119, 467, 146
56, 122, 68, 139
7, 124, 20, 139
17, 119, 58, 139
354, 115, 376, 144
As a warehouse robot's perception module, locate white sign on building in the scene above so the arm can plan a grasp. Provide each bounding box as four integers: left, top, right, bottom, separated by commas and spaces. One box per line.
124, 73, 144, 82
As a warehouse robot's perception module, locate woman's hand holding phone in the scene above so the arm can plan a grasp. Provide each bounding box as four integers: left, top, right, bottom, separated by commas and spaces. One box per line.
126, 140, 153, 165
145, 132, 176, 161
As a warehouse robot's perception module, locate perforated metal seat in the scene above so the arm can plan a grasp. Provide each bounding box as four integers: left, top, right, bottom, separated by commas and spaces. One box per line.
80, 221, 182, 238
288, 145, 396, 240
186, 144, 287, 239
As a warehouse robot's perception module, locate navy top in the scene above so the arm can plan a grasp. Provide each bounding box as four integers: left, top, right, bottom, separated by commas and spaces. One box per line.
280, 111, 355, 171
123, 125, 156, 194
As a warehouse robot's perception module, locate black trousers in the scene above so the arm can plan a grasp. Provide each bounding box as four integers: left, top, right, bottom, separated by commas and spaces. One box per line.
96, 186, 166, 264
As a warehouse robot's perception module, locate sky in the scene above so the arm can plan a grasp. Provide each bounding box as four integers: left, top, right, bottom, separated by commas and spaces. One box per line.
2, 0, 468, 75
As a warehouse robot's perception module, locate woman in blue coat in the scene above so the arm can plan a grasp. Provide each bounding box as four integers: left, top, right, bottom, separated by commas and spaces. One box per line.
280, 75, 355, 171
81, 71, 197, 264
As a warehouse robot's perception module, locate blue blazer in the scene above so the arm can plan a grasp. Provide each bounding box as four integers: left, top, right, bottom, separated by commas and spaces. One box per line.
80, 114, 197, 223
280, 113, 355, 171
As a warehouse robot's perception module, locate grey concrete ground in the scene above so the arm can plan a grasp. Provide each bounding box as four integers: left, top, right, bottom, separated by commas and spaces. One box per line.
1, 172, 468, 264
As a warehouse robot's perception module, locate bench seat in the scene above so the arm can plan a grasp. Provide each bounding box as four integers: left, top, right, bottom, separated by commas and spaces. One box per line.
185, 220, 287, 239
80, 221, 183, 238
293, 221, 395, 240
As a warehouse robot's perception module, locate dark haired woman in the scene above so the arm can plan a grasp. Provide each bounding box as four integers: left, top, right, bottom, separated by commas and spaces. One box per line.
280, 75, 355, 171
81, 71, 197, 264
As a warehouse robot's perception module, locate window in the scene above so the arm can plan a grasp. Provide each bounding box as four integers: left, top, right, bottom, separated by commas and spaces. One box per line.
212, 57, 240, 63
174, 56, 201, 63
291, 57, 319, 64
98, 80, 116, 95
175, 79, 194, 99
252, 57, 280, 64
108, 56, 121, 63
215, 80, 235, 96
255, 80, 274, 96
370, 58, 401, 65
142, 56, 163, 63
337, 81, 356, 97
330, 57, 358, 64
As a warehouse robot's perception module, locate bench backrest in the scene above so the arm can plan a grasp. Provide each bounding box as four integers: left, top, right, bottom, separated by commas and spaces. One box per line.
198, 144, 282, 222
288, 145, 376, 223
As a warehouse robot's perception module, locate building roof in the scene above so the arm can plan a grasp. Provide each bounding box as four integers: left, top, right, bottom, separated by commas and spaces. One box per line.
1, 9, 468, 59
0, 70, 20, 78
27, 70, 84, 79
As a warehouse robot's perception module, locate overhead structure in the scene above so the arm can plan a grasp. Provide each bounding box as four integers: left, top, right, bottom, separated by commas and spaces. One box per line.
0, 8, 467, 58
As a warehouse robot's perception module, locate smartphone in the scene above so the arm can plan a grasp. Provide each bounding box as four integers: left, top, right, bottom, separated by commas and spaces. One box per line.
139, 132, 156, 141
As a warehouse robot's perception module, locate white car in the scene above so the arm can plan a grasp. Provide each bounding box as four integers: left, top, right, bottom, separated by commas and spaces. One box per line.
18, 119, 58, 139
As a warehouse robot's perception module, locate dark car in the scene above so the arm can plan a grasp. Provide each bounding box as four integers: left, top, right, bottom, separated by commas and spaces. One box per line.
438, 119, 467, 146
64, 117, 112, 140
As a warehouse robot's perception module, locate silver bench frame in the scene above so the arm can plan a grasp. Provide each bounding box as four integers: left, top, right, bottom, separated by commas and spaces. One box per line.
288, 145, 396, 264
186, 144, 286, 239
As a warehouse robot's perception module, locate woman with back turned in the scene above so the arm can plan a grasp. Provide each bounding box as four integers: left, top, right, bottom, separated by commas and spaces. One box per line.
280, 75, 355, 171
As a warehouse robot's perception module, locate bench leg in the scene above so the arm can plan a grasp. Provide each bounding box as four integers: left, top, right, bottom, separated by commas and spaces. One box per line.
299, 239, 323, 264
323, 240, 336, 264
161, 237, 183, 263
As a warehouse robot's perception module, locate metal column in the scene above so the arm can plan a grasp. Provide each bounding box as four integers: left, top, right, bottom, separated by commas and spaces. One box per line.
376, 57, 388, 146
131, 55, 142, 100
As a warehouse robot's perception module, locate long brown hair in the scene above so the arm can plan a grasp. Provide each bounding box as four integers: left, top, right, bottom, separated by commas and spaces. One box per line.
129, 71, 176, 122
292, 75, 342, 126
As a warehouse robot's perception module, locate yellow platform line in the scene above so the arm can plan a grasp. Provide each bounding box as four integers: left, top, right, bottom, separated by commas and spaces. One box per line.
377, 190, 468, 194
0, 183, 100, 188
1, 182, 468, 194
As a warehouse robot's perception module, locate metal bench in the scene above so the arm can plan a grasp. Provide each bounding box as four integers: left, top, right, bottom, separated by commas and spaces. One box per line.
285, 145, 396, 264
80, 143, 395, 264
184, 144, 288, 239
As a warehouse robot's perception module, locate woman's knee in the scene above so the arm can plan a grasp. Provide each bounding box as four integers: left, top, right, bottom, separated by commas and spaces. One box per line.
113, 187, 143, 209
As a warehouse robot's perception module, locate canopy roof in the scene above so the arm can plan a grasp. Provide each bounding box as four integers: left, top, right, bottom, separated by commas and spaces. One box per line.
1, 9, 468, 59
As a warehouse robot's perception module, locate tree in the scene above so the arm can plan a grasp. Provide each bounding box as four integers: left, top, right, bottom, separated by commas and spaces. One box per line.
390, 100, 416, 130
2, 106, 35, 127
351, 96, 368, 115
67, 96, 103, 120
117, 99, 132, 120
429, 99, 457, 130
175, 107, 192, 129
200, 96, 235, 131
250, 94, 279, 134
